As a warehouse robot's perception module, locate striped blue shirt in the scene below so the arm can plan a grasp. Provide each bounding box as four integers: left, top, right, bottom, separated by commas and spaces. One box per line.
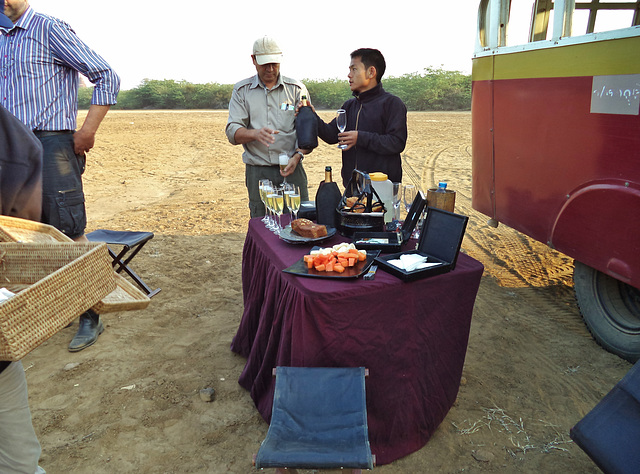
0, 7, 120, 131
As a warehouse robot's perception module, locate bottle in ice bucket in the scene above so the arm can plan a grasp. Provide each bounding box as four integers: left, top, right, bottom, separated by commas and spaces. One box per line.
427, 181, 455, 213
315, 166, 341, 227
369, 172, 393, 223
295, 95, 318, 150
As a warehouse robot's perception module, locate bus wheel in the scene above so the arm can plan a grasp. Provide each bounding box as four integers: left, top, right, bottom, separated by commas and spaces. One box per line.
573, 261, 640, 363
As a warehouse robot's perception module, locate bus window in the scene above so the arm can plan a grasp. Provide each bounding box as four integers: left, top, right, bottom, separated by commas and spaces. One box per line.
574, 0, 640, 35
594, 9, 638, 31
531, 0, 555, 42
505, 1, 534, 46
477, 0, 490, 48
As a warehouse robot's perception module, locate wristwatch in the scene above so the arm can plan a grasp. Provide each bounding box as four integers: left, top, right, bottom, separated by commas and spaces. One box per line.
294, 151, 304, 162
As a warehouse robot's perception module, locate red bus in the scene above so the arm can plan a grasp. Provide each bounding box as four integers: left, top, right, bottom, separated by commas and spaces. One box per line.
472, 0, 640, 361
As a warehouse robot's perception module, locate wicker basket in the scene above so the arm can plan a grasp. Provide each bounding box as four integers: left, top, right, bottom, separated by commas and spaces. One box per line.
0, 242, 116, 361
0, 215, 71, 243
0, 216, 151, 314
91, 273, 150, 313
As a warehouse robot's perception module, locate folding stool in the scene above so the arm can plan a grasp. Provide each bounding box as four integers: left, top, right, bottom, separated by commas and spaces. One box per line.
254, 366, 374, 473
86, 229, 161, 297
570, 360, 640, 473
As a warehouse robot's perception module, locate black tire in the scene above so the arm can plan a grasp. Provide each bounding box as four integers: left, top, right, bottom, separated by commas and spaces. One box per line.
573, 261, 640, 363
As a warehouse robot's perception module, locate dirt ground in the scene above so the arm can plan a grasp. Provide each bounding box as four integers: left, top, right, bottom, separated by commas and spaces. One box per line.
21, 110, 633, 473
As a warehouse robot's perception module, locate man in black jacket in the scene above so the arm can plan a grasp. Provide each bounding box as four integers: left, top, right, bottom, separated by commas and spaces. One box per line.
317, 48, 408, 187
0, 101, 46, 473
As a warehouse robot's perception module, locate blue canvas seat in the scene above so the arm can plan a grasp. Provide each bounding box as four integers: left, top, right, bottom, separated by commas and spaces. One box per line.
86, 229, 160, 297
254, 366, 374, 472
570, 360, 640, 474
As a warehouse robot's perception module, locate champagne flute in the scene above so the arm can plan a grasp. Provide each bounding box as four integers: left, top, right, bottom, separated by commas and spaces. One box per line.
336, 109, 347, 149
259, 179, 271, 224
403, 184, 416, 216
392, 182, 402, 229
403, 184, 421, 239
264, 183, 278, 231
271, 187, 285, 234
283, 183, 294, 220
289, 184, 301, 222
279, 153, 289, 184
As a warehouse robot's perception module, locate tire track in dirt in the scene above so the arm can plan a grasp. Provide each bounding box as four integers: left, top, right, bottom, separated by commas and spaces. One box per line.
402, 137, 588, 340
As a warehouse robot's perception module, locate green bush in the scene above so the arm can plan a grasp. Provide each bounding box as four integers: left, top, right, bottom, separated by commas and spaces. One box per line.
78, 68, 470, 111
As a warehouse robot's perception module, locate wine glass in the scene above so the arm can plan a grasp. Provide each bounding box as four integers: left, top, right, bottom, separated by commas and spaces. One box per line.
263, 182, 278, 231
403, 184, 416, 216
283, 182, 294, 224
403, 184, 418, 238
336, 109, 347, 149
272, 187, 285, 234
289, 184, 301, 222
279, 153, 289, 184
259, 179, 271, 224
392, 182, 402, 229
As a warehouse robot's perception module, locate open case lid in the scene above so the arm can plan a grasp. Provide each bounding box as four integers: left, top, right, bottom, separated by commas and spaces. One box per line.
400, 190, 427, 240
418, 207, 468, 270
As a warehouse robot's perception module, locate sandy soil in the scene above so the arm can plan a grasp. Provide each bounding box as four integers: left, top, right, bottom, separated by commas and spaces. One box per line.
20, 110, 633, 473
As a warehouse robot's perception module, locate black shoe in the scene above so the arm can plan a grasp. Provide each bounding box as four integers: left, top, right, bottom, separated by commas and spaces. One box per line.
68, 310, 104, 352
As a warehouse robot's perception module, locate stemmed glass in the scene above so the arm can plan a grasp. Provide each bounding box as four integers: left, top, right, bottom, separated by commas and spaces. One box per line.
289, 184, 301, 221
263, 182, 278, 231
283, 182, 294, 224
336, 109, 347, 149
403, 184, 419, 238
269, 187, 284, 234
392, 182, 402, 229
403, 184, 416, 216
259, 179, 271, 224
279, 153, 289, 184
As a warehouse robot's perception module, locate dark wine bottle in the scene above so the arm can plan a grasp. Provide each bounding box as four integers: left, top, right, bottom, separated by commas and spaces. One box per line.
295, 96, 318, 150
315, 166, 342, 227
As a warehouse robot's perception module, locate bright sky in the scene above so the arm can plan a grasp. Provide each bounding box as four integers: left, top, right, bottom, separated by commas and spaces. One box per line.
28, 0, 481, 91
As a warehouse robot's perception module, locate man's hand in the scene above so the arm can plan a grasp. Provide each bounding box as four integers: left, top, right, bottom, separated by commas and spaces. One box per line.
295, 99, 316, 115
73, 128, 96, 154
280, 149, 308, 177
254, 127, 279, 147
73, 104, 111, 154
234, 126, 279, 146
338, 130, 357, 150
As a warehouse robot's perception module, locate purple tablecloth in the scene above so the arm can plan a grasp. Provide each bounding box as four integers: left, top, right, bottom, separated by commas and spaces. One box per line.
231, 217, 484, 465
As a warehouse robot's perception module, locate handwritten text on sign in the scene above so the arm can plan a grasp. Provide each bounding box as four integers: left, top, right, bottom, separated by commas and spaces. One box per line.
591, 74, 640, 116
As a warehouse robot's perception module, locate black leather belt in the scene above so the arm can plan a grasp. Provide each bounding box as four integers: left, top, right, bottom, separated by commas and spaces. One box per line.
32, 130, 73, 137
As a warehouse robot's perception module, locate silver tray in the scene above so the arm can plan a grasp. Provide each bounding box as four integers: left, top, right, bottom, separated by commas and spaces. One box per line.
279, 225, 337, 244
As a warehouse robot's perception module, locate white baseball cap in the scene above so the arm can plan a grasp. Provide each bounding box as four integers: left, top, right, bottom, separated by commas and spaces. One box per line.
252, 36, 283, 65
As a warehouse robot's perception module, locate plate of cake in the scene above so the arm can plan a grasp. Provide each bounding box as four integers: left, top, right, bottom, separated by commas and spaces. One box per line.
279, 218, 337, 244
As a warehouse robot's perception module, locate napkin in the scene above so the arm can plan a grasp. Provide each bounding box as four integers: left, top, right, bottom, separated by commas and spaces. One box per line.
0, 287, 16, 302
387, 254, 442, 272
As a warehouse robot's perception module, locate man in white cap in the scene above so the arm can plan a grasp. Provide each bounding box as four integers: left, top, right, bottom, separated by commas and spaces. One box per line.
226, 36, 311, 218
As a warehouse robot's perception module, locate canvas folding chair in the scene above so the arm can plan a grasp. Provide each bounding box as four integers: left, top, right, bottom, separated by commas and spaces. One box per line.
254, 366, 375, 473
86, 229, 161, 297
570, 360, 640, 473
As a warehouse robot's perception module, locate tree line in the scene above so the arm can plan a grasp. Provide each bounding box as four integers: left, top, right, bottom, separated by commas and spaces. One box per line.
78, 67, 470, 111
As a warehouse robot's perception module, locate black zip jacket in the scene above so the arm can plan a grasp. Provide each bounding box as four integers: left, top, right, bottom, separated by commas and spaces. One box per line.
0, 105, 43, 373
317, 83, 407, 187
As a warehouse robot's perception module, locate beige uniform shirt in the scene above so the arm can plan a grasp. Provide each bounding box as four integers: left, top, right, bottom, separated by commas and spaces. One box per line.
226, 74, 309, 166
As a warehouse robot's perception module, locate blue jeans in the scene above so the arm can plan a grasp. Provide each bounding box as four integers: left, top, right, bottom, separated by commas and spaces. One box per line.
35, 131, 87, 239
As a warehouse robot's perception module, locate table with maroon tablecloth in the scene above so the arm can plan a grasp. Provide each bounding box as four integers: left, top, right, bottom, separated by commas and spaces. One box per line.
231, 217, 484, 465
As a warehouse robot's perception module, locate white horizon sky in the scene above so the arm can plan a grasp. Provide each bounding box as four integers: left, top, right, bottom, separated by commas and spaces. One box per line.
28, 0, 482, 91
